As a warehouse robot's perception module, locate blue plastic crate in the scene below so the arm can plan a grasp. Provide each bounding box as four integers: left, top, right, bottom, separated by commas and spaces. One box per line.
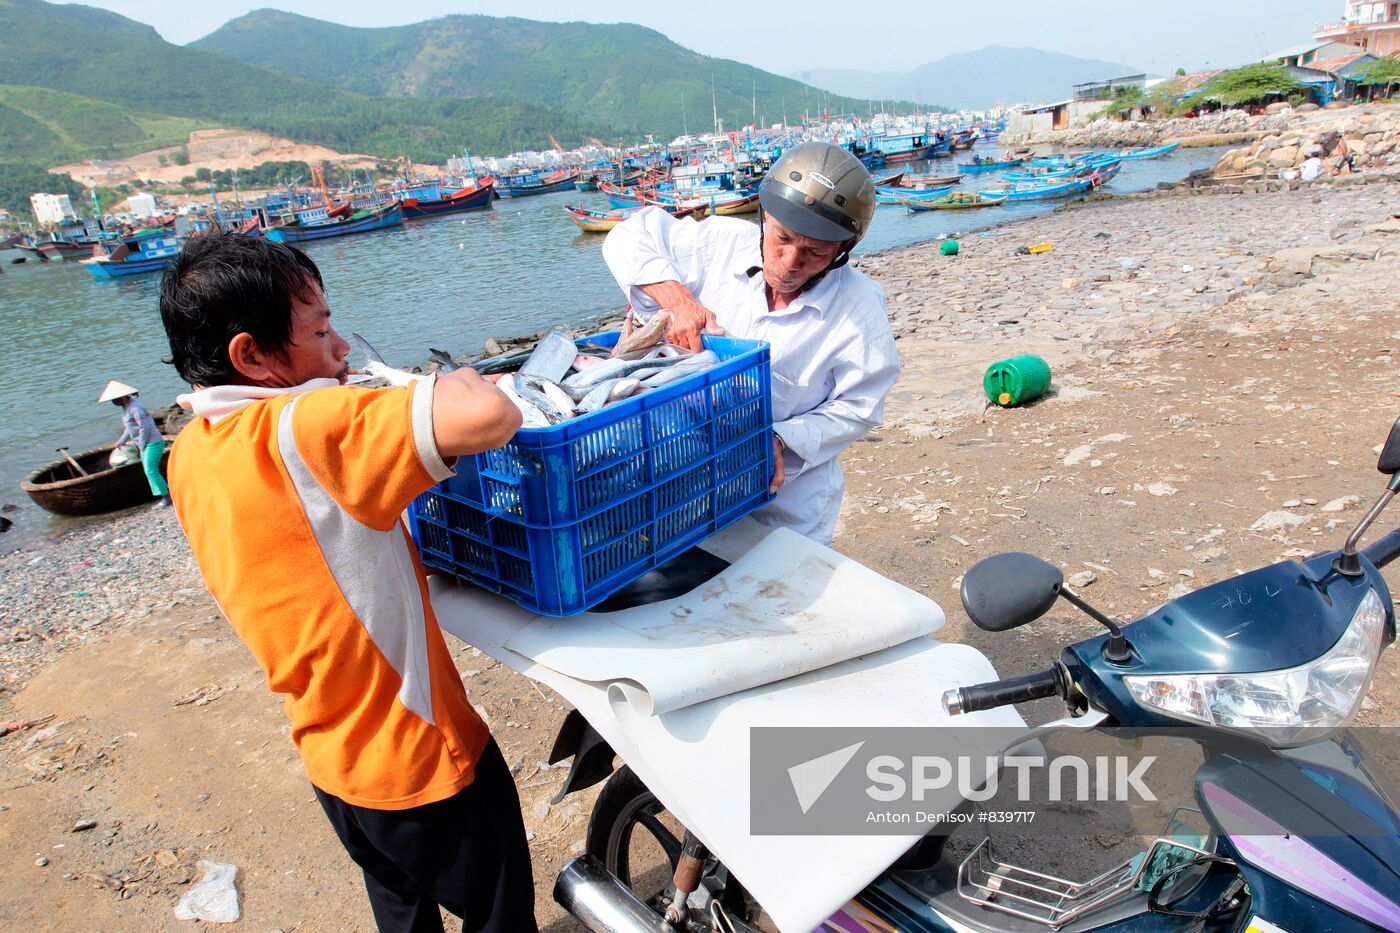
408, 331, 773, 616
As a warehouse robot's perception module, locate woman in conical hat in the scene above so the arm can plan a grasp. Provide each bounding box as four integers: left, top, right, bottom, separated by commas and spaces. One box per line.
98, 380, 171, 510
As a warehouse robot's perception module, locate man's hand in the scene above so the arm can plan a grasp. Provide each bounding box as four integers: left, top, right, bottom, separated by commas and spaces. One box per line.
638, 280, 726, 352
769, 434, 786, 494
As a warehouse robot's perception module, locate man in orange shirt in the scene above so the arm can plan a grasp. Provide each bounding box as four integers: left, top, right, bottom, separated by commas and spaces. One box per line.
159, 233, 534, 932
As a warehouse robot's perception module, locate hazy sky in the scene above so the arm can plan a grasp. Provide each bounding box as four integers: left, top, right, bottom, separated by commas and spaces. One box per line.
72, 0, 1339, 76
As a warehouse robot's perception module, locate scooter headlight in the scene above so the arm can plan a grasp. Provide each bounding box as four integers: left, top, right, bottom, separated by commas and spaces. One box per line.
1125, 588, 1386, 747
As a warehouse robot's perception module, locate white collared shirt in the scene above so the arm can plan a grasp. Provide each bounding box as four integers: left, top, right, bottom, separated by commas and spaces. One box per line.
602, 207, 900, 543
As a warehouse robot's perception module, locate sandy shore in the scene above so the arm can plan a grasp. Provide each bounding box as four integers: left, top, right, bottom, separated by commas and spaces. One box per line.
2, 171, 1399, 929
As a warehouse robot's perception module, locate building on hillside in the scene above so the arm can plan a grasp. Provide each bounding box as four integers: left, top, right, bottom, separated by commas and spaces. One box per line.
1268, 39, 1368, 67
1003, 96, 1109, 136
1073, 74, 1148, 100
1310, 51, 1382, 98
126, 193, 159, 219
30, 193, 78, 226
1315, 2, 1400, 56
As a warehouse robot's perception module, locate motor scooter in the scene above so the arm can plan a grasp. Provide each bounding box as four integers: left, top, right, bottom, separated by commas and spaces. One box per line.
549, 416, 1400, 933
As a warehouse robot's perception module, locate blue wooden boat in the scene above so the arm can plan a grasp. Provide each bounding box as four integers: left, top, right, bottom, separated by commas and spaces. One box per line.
957, 156, 1023, 174
399, 182, 494, 219
263, 201, 404, 243
1104, 142, 1180, 160
980, 178, 1093, 202
575, 175, 601, 191
1004, 158, 1121, 183
875, 184, 953, 205
495, 169, 580, 197
82, 231, 180, 278
904, 192, 1006, 212
875, 129, 940, 163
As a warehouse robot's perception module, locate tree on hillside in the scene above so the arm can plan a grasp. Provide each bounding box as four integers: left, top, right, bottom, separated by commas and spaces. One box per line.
1203, 63, 1302, 106
1358, 57, 1400, 98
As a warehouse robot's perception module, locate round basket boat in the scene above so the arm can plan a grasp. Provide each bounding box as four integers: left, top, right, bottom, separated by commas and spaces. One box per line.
20, 441, 172, 516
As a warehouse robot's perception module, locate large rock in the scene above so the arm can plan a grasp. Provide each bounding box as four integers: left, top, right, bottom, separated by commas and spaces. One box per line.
1347, 138, 1367, 156
1268, 146, 1299, 168
1300, 142, 1324, 159
1265, 102, 1293, 115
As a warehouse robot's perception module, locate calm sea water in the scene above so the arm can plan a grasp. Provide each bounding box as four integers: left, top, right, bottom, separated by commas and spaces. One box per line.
0, 146, 1225, 549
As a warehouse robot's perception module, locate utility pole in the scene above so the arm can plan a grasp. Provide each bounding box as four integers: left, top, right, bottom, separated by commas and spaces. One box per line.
682, 91, 688, 135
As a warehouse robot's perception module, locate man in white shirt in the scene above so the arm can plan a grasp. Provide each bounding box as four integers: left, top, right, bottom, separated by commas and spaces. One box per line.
602, 142, 900, 544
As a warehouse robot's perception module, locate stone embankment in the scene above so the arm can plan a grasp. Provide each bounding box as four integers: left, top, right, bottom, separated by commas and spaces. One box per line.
1001, 107, 1297, 148
1211, 107, 1400, 176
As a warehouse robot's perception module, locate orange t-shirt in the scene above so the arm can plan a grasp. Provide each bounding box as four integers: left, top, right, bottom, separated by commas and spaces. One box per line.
170, 377, 489, 809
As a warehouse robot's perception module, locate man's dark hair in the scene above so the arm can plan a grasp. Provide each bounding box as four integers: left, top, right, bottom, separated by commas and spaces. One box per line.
159, 233, 325, 386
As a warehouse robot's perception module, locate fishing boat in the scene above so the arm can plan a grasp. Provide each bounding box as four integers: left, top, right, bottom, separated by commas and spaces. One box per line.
1103, 142, 1180, 160
904, 191, 1008, 212
21, 442, 172, 516
875, 129, 941, 163
980, 178, 1093, 202
1003, 158, 1121, 184
871, 171, 907, 188
495, 169, 580, 197
562, 202, 708, 233
82, 231, 181, 278
874, 184, 952, 205
1029, 152, 1094, 167
899, 172, 964, 188
957, 156, 1024, 174
264, 201, 404, 243
399, 182, 494, 219
575, 174, 602, 191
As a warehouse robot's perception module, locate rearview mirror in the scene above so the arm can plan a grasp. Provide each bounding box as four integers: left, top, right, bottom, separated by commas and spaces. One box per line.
1379, 415, 1400, 475
960, 552, 1063, 632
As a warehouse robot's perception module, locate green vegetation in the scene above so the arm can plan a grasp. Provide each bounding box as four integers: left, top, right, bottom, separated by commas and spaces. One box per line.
1201, 63, 1301, 106
0, 0, 604, 163
0, 85, 211, 164
192, 9, 912, 139
0, 161, 84, 218
1358, 57, 1400, 97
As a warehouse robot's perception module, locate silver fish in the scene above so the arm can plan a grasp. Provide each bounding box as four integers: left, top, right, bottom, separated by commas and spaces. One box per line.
515, 376, 571, 424
497, 374, 550, 428
578, 378, 642, 413
611, 311, 671, 357
528, 377, 577, 416
562, 352, 692, 391
427, 348, 459, 372
519, 332, 578, 383
639, 350, 719, 387
351, 333, 424, 387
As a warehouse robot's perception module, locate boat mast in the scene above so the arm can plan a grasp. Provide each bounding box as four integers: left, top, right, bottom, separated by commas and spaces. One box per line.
711, 77, 719, 135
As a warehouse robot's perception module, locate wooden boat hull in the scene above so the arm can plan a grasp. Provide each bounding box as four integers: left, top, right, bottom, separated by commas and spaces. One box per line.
265, 202, 404, 243
901, 174, 964, 187
871, 171, 906, 188
875, 184, 952, 204
21, 442, 171, 516
982, 179, 1091, 202
401, 184, 494, 218
958, 158, 1024, 174
38, 240, 97, 260
879, 145, 937, 163
563, 203, 707, 233
708, 193, 760, 215
84, 254, 177, 277
906, 194, 1007, 212
1109, 142, 1180, 160
496, 173, 580, 197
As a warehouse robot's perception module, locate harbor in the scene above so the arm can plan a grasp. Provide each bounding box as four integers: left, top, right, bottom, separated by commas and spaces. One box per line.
0, 143, 1223, 551
3, 156, 1399, 928
6, 0, 1400, 926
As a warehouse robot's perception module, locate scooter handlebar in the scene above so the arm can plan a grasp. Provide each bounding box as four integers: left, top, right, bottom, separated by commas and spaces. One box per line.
1363, 528, 1400, 570
942, 666, 1063, 716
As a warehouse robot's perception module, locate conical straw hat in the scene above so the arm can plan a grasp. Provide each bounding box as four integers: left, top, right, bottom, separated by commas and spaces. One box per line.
98, 380, 139, 403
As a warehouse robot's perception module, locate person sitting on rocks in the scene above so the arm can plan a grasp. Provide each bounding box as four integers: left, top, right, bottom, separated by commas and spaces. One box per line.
1329, 135, 1357, 175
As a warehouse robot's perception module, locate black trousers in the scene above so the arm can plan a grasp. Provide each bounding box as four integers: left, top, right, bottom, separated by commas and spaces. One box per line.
314, 738, 538, 933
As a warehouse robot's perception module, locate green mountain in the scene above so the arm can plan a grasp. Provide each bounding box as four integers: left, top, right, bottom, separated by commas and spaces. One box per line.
0, 0, 602, 162
0, 85, 212, 165
192, 10, 924, 139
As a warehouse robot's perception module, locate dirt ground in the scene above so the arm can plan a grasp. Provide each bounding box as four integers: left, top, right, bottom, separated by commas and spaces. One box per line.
54, 128, 387, 191
1, 189, 1398, 930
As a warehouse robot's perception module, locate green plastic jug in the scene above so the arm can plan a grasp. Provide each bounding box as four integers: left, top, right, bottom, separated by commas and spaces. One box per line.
940, 239, 959, 256
983, 355, 1051, 407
